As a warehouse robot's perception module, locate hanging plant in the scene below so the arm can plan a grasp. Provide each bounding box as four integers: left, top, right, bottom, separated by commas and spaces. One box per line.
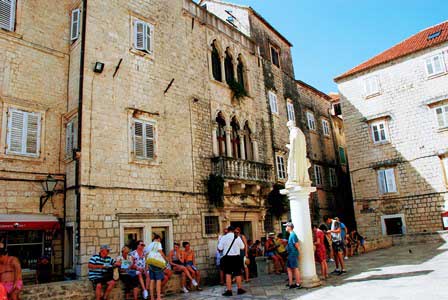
207, 174, 224, 207
228, 79, 248, 100
266, 184, 289, 218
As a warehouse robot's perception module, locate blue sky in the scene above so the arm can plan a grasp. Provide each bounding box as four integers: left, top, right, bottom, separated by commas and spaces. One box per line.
202, 0, 447, 93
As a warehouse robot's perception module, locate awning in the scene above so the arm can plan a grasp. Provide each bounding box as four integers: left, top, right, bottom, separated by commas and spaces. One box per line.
0, 214, 60, 231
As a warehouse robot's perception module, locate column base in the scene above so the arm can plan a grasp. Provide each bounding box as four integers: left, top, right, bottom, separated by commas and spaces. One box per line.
301, 275, 321, 288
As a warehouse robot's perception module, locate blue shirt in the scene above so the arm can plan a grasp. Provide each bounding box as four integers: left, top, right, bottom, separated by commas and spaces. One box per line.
340, 223, 346, 240
287, 231, 299, 257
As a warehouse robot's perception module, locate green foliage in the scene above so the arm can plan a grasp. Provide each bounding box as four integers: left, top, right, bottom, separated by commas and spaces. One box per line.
267, 184, 289, 218
207, 174, 224, 207
228, 79, 248, 100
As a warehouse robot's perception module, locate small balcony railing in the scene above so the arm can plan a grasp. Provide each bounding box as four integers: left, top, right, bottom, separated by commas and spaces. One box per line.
212, 157, 272, 183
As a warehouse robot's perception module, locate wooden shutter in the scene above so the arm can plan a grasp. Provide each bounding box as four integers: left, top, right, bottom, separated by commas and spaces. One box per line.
70, 8, 81, 41
134, 120, 144, 158
145, 123, 154, 159
145, 23, 153, 53
0, 0, 15, 31
378, 170, 386, 194
25, 112, 40, 155
134, 20, 145, 51
7, 109, 24, 154
385, 168, 397, 193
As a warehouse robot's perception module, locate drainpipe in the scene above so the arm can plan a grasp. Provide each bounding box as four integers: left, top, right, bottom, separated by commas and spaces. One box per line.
75, 0, 87, 258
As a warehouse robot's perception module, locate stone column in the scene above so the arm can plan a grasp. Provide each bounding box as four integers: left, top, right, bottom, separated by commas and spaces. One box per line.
212, 124, 219, 157
252, 140, 259, 161
225, 127, 232, 158
281, 185, 321, 288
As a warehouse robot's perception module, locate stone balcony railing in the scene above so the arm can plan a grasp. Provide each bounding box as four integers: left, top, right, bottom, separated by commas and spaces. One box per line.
212, 157, 273, 183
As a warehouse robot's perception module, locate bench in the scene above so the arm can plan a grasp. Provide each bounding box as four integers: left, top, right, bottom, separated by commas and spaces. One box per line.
255, 256, 275, 276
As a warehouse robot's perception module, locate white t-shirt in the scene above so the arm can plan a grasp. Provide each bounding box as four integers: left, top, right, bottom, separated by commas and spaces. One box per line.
218, 232, 244, 256
144, 241, 163, 255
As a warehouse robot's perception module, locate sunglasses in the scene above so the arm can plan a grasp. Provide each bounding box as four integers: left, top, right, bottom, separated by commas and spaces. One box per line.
139, 243, 145, 247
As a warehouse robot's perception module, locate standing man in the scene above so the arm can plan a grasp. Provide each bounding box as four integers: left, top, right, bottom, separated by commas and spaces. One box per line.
88, 245, 117, 300
336, 217, 348, 260
324, 216, 346, 275
0, 240, 23, 300
285, 222, 302, 289
218, 226, 246, 297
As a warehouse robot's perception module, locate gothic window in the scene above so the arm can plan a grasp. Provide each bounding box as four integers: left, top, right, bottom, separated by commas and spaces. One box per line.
225, 49, 235, 84
230, 117, 240, 159
216, 112, 226, 156
211, 41, 222, 81
243, 122, 253, 161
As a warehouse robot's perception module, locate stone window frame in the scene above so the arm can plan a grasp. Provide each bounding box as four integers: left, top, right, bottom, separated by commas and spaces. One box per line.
128, 110, 159, 166
424, 53, 446, 78
321, 118, 330, 137
306, 111, 316, 131
380, 213, 406, 236
268, 91, 278, 115
119, 219, 174, 253
0, 0, 24, 39
363, 75, 381, 98
269, 43, 281, 68
201, 213, 221, 238
369, 119, 390, 145
329, 167, 337, 188
275, 154, 286, 180
1, 103, 46, 162
440, 156, 448, 186
286, 100, 295, 122
377, 167, 398, 195
313, 164, 323, 187
434, 102, 448, 129
129, 13, 156, 60
338, 146, 347, 165
64, 115, 78, 161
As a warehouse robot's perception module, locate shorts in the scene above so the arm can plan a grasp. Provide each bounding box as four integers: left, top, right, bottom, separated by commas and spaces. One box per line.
360, 238, 365, 246
185, 261, 198, 271
120, 274, 139, 291
221, 255, 242, 276
148, 266, 165, 281
90, 275, 114, 288
265, 251, 275, 257
2, 280, 23, 294
286, 255, 298, 269
332, 241, 344, 253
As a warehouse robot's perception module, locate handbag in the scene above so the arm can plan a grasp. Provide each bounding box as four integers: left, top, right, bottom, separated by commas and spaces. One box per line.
146, 242, 167, 269
113, 267, 120, 281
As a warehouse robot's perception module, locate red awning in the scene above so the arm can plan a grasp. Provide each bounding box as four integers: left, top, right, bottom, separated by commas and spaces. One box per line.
0, 214, 60, 231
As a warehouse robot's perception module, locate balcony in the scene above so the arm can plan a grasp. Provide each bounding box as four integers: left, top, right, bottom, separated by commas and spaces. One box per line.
212, 157, 273, 183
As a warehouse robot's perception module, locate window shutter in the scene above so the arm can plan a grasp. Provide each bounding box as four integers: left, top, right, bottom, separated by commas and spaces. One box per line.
145, 123, 154, 159
436, 107, 444, 127
0, 0, 15, 31
25, 113, 40, 155
145, 24, 153, 53
65, 121, 73, 157
426, 58, 434, 75
378, 170, 386, 194
73, 117, 78, 150
70, 8, 81, 41
134, 121, 144, 158
433, 56, 442, 73
7, 109, 24, 154
385, 168, 397, 193
269, 92, 277, 113
287, 102, 295, 121
134, 20, 145, 51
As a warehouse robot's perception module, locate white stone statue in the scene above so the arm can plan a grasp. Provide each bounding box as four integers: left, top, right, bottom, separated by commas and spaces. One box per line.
285, 121, 312, 188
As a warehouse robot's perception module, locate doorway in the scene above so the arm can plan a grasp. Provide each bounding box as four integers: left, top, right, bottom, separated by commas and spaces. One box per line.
230, 221, 253, 240
152, 227, 168, 252
124, 227, 143, 250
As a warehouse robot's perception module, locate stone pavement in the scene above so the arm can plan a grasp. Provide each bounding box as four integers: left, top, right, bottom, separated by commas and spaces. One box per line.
166, 237, 448, 300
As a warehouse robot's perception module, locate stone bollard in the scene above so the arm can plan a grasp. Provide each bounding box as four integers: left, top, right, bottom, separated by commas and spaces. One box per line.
255, 256, 269, 276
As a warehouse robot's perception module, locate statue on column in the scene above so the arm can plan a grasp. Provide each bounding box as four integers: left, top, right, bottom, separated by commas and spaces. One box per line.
285, 121, 312, 188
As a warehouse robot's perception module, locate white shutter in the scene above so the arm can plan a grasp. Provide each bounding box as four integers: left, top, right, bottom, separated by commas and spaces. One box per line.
70, 8, 81, 41
7, 109, 24, 154
378, 170, 386, 194
0, 0, 16, 31
134, 121, 144, 158
134, 20, 145, 51
269, 92, 277, 113
145, 123, 154, 159
385, 168, 397, 193
25, 112, 40, 155
145, 23, 153, 53
72, 117, 78, 150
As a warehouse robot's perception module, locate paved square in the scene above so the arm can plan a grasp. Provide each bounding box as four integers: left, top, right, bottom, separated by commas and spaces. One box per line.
166, 236, 448, 300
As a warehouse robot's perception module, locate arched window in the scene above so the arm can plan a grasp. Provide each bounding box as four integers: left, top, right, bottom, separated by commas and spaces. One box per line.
211, 41, 222, 82
225, 49, 235, 84
216, 112, 226, 156
237, 56, 245, 89
243, 122, 253, 161
230, 117, 240, 159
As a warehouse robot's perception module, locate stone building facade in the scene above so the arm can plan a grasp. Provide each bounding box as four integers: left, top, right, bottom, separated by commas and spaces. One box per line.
0, 0, 354, 287
335, 21, 448, 242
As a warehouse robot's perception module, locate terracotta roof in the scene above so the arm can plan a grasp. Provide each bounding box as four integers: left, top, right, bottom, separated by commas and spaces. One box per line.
335, 20, 448, 81
296, 80, 331, 101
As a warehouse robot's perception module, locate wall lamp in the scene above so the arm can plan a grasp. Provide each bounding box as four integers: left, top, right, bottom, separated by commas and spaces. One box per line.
40, 175, 58, 212
94, 62, 105, 73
